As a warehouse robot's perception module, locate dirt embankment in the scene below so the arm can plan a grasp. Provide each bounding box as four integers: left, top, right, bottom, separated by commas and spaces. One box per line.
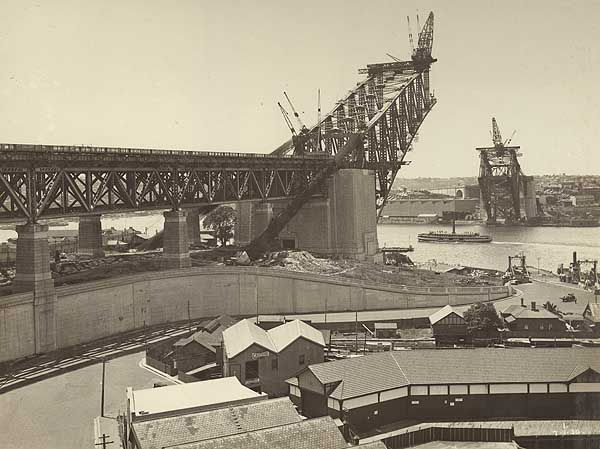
0, 248, 501, 297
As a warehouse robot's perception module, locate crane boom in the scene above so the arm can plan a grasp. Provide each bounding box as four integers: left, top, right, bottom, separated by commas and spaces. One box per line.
283, 91, 305, 129
278, 102, 297, 136
407, 16, 415, 53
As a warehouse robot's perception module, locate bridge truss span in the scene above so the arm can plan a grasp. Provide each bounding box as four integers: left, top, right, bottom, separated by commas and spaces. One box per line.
0, 144, 333, 222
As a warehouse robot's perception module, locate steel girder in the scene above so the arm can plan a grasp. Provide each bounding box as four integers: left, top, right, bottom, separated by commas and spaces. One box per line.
271, 62, 436, 216
477, 146, 525, 223
0, 144, 331, 222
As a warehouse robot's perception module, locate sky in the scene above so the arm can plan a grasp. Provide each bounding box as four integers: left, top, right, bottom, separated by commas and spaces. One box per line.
0, 0, 598, 178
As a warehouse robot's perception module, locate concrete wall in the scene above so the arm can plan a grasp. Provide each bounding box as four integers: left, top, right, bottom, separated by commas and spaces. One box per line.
0, 267, 511, 363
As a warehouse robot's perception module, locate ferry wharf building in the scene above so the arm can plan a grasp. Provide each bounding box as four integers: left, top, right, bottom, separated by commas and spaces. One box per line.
286, 347, 600, 434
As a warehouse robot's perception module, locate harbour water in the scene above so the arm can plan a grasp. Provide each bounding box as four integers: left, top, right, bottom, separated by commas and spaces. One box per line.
2, 215, 600, 273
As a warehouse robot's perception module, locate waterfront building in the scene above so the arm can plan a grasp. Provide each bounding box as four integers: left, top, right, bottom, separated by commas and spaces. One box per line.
173, 331, 221, 374
286, 347, 600, 435
501, 301, 565, 336
222, 319, 325, 396
428, 305, 469, 346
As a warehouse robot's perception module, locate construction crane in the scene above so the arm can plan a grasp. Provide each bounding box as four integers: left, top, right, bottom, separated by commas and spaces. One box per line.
278, 102, 297, 137
283, 91, 308, 133
407, 15, 415, 53
412, 12, 435, 71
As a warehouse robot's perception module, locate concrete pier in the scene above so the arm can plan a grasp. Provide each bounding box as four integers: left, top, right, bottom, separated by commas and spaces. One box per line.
236, 169, 379, 260
186, 208, 201, 244
12, 223, 57, 354
162, 210, 191, 269
78, 214, 104, 257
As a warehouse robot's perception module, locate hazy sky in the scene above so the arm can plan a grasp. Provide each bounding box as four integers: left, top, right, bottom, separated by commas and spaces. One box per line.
0, 0, 598, 178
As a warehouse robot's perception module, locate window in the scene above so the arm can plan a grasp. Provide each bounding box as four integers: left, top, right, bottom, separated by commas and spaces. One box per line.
271, 358, 278, 370
245, 360, 259, 381
410, 400, 420, 405
299, 354, 305, 365
549, 323, 553, 330
524, 324, 529, 330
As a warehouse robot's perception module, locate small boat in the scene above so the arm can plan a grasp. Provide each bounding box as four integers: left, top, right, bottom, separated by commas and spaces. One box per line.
417, 220, 492, 243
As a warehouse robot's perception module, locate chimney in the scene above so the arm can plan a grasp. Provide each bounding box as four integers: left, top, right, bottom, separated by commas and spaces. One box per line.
573, 251, 577, 266
520, 297, 525, 307
531, 301, 537, 311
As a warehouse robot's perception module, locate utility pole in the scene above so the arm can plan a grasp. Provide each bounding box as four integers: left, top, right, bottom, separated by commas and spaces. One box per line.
95, 433, 113, 449
537, 257, 540, 275
187, 300, 191, 333
354, 311, 359, 354
100, 357, 106, 418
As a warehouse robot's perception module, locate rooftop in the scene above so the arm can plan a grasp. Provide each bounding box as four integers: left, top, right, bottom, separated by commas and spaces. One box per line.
585, 303, 600, 323
132, 397, 302, 449
502, 304, 560, 320
429, 305, 464, 325
173, 331, 221, 352
128, 377, 262, 419
223, 319, 325, 359
169, 416, 348, 449
302, 347, 600, 401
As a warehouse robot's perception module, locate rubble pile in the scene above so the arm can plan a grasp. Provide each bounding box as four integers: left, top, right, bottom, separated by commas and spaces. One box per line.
259, 251, 343, 275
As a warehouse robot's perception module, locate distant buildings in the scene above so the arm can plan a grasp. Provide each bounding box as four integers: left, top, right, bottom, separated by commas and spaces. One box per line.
222, 319, 325, 396
286, 347, 600, 435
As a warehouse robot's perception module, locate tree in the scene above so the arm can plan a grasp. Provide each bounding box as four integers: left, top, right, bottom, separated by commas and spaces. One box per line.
203, 206, 238, 246
543, 301, 559, 315
463, 302, 504, 336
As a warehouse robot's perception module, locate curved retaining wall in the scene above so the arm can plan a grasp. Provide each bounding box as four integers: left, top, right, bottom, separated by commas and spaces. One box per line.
0, 267, 512, 363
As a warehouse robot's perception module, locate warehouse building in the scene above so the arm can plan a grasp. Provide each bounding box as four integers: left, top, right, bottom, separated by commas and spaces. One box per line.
222, 319, 325, 396
286, 347, 600, 435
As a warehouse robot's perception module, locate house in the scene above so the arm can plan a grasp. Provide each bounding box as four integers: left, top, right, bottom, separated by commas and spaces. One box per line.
286, 347, 600, 435
222, 319, 325, 396
502, 301, 565, 336
173, 331, 221, 374
583, 303, 600, 334
428, 305, 468, 346
374, 322, 397, 339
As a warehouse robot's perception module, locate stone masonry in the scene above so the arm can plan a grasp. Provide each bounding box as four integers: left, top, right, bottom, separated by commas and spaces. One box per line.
162, 210, 192, 269
78, 214, 105, 258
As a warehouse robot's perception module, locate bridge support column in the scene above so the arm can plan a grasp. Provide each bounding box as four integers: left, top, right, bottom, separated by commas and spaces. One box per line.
242, 169, 379, 261
13, 223, 57, 354
78, 214, 104, 258
162, 210, 191, 269
186, 208, 201, 245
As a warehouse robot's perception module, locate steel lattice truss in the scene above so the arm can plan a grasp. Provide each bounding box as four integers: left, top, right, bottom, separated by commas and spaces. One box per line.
477, 145, 525, 223
0, 144, 331, 222
272, 61, 436, 213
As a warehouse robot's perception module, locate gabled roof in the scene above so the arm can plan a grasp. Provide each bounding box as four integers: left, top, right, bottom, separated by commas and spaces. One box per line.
567, 364, 600, 381
173, 331, 220, 353
301, 347, 600, 401
222, 319, 277, 358
584, 303, 600, 323
132, 397, 301, 449
268, 319, 325, 352
429, 305, 464, 325
203, 315, 237, 333
169, 416, 347, 449
223, 319, 324, 358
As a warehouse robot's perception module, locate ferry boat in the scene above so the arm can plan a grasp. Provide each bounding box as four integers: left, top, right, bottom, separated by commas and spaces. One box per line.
417, 220, 492, 243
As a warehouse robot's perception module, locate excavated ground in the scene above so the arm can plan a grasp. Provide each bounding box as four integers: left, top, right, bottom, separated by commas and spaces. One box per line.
0, 247, 502, 297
